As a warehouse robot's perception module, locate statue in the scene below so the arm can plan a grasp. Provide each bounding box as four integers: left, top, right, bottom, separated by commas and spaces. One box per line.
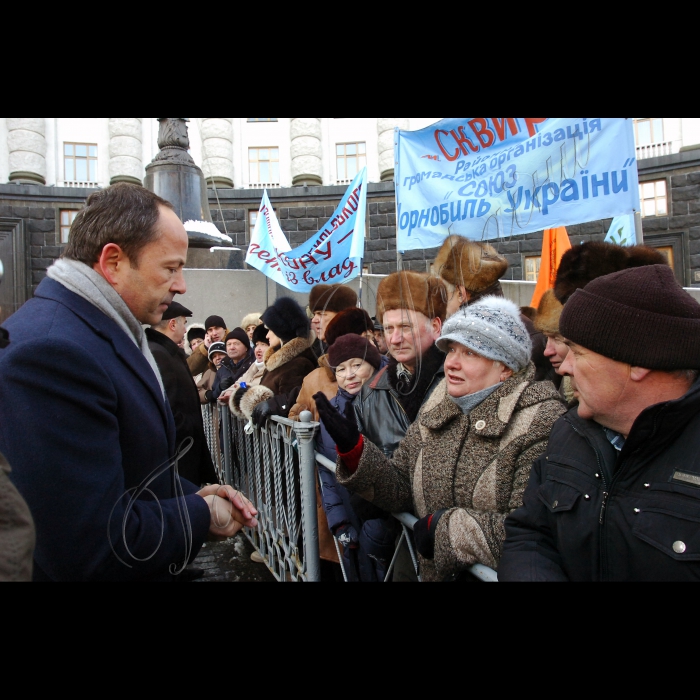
152, 118, 195, 165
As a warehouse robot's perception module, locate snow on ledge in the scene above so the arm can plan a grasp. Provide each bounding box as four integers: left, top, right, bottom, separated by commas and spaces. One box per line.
183, 220, 233, 244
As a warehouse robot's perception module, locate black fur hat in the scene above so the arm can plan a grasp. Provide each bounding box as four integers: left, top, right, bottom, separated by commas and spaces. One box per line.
252, 324, 269, 346
555, 242, 668, 304
261, 297, 310, 343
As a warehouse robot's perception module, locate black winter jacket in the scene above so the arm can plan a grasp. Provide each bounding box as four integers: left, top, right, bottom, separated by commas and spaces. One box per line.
353, 344, 445, 458
500, 380, 700, 582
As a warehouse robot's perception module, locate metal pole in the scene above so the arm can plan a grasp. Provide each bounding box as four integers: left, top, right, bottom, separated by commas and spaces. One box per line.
220, 405, 233, 486
292, 411, 320, 582
634, 211, 644, 245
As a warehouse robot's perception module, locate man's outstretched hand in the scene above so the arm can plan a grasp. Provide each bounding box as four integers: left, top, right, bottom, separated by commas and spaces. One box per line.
313, 392, 360, 454
197, 484, 258, 539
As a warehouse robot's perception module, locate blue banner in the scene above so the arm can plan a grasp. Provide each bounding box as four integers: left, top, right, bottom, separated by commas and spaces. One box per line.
605, 214, 636, 246
246, 168, 367, 293
396, 118, 641, 251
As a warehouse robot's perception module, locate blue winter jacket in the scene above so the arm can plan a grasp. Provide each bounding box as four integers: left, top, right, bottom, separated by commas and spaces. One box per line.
0, 279, 211, 581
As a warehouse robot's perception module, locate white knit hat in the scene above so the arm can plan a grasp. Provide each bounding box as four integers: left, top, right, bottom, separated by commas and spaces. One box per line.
437, 296, 532, 372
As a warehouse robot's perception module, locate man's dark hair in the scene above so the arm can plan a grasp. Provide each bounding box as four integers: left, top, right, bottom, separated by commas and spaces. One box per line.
63, 183, 174, 268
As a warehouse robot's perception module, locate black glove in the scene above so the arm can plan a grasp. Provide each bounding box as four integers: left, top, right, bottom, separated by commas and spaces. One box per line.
413, 510, 447, 560
252, 400, 273, 427
334, 523, 359, 550
219, 376, 235, 393
313, 392, 360, 454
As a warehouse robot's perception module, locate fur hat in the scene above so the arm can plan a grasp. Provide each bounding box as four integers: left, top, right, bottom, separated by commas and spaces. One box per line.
555, 242, 668, 304
437, 296, 532, 373
252, 324, 269, 346
534, 290, 564, 336
434, 235, 509, 293
324, 308, 374, 347
225, 328, 250, 348
186, 324, 206, 343
328, 334, 382, 372
376, 271, 447, 323
241, 313, 262, 330
262, 297, 310, 343
308, 284, 358, 313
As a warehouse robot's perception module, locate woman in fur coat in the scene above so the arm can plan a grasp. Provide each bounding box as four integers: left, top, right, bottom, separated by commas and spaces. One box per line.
234, 297, 318, 422
315, 296, 567, 582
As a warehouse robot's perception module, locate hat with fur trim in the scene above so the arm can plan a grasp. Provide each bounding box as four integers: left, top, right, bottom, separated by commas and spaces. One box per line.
252, 324, 269, 346
324, 307, 374, 347
308, 284, 358, 313
241, 313, 262, 330
187, 325, 206, 343
328, 334, 382, 372
555, 241, 668, 304
437, 296, 532, 372
434, 235, 509, 293
534, 290, 564, 336
376, 271, 447, 323
262, 297, 310, 343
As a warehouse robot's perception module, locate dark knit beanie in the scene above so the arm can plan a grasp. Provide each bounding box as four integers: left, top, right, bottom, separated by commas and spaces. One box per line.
324, 308, 374, 347
187, 327, 206, 343
205, 315, 226, 331
308, 284, 358, 313
328, 334, 382, 371
560, 264, 700, 370
262, 297, 310, 343
225, 328, 250, 348
252, 324, 269, 346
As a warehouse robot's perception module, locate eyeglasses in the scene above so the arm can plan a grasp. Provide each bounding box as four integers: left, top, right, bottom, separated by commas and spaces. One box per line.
336, 361, 364, 378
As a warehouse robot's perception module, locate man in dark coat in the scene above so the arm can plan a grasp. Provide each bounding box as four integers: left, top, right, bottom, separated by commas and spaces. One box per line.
146, 301, 218, 486
0, 183, 257, 582
500, 265, 700, 582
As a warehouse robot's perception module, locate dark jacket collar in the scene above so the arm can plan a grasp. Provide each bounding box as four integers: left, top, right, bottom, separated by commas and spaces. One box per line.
0, 326, 9, 349
36, 278, 170, 427
145, 327, 179, 356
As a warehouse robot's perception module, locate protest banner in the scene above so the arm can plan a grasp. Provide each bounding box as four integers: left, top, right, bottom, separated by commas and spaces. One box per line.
395, 118, 641, 251
246, 168, 367, 293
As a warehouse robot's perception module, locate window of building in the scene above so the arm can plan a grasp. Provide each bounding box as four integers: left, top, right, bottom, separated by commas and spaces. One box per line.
336, 142, 366, 183
249, 147, 279, 186
247, 118, 278, 122
249, 211, 258, 230
64, 143, 98, 184
654, 245, 675, 270
639, 180, 667, 217
60, 210, 79, 243
525, 256, 541, 282
634, 118, 664, 146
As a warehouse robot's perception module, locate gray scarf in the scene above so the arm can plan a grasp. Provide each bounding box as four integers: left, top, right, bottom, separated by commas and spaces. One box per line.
47, 258, 165, 400
449, 382, 502, 416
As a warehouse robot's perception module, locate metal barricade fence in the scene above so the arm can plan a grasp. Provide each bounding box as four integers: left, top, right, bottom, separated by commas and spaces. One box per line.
202, 403, 497, 583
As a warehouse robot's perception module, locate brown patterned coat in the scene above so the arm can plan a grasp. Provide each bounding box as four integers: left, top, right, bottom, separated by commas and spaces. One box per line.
336, 365, 566, 581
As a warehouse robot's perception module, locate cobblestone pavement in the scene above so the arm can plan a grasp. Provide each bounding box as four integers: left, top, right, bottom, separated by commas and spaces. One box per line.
192, 533, 276, 583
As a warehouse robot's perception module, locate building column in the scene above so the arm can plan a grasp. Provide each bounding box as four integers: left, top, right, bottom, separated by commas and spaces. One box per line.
200, 118, 234, 188
109, 118, 143, 185
291, 118, 323, 186
7, 118, 47, 185
378, 118, 408, 182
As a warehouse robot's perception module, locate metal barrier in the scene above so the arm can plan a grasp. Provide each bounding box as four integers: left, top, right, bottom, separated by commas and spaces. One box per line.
202, 403, 497, 583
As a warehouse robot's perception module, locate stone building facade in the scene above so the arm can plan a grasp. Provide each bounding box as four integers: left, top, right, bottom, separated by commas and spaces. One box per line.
3, 119, 700, 323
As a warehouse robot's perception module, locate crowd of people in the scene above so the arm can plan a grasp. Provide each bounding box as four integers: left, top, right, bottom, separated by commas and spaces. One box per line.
1, 181, 700, 582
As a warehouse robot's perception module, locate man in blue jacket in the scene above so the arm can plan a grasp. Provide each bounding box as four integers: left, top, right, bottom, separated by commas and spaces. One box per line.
0, 183, 257, 582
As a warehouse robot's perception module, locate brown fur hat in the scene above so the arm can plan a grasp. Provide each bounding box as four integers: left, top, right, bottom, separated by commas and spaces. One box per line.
308, 284, 358, 313
324, 307, 374, 347
376, 271, 447, 323
555, 242, 668, 304
433, 235, 509, 293
534, 290, 564, 336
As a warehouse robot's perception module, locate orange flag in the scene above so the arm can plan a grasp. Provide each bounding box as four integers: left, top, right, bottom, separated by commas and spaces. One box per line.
530, 226, 572, 308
